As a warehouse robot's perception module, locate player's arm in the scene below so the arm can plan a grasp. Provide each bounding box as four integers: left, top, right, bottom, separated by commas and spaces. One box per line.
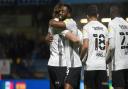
50, 19, 82, 44
49, 20, 82, 44
41, 32, 53, 44
106, 40, 109, 50
80, 38, 88, 61
49, 19, 66, 30
63, 20, 83, 45
106, 38, 115, 64
80, 28, 89, 61
61, 30, 82, 45
106, 23, 115, 64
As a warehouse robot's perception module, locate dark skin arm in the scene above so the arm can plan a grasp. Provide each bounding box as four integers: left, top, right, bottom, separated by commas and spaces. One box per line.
106, 46, 114, 64
49, 19, 82, 44
42, 32, 53, 44
80, 39, 89, 61
106, 38, 115, 64
49, 19, 66, 30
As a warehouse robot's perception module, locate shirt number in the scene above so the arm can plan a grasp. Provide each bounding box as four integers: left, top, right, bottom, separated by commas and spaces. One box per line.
93, 34, 105, 50
120, 32, 128, 49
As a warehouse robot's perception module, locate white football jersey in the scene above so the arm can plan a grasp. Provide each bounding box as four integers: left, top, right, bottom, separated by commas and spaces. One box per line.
48, 18, 66, 67
48, 27, 67, 67
83, 21, 108, 70
48, 18, 82, 67
108, 17, 128, 70
63, 18, 82, 67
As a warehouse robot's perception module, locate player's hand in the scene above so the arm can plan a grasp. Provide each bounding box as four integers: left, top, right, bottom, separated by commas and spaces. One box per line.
45, 32, 53, 44
106, 57, 112, 64
49, 19, 55, 26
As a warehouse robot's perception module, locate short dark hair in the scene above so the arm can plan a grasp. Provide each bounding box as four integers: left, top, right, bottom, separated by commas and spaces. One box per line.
110, 5, 120, 18
87, 5, 98, 17
52, 3, 62, 17
62, 4, 72, 13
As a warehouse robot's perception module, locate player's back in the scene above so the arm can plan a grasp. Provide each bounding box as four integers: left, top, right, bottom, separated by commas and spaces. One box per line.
83, 20, 108, 70
108, 17, 128, 70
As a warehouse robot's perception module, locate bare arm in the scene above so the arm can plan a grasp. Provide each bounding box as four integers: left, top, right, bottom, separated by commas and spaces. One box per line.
49, 19, 66, 30
106, 47, 114, 64
49, 21, 82, 45
106, 38, 115, 64
65, 31, 80, 42
50, 19, 82, 45
61, 29, 82, 47
44, 32, 53, 44
80, 39, 89, 61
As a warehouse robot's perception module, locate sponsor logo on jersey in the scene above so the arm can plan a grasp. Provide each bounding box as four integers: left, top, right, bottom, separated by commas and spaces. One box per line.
93, 26, 103, 30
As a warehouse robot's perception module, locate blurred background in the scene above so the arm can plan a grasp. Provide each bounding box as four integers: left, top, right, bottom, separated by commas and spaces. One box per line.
0, 0, 128, 88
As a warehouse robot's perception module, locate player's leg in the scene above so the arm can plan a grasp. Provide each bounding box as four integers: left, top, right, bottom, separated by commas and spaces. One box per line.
96, 70, 109, 89
64, 83, 73, 89
124, 69, 128, 89
84, 70, 95, 89
64, 67, 81, 89
48, 66, 56, 89
112, 70, 124, 89
50, 80, 55, 89
48, 66, 66, 89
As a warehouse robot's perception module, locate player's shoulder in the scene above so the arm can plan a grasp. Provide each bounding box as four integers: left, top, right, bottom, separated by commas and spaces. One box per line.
109, 17, 121, 24
97, 21, 107, 29
83, 21, 92, 30
119, 17, 128, 25
83, 24, 87, 29
64, 18, 75, 23
64, 18, 77, 27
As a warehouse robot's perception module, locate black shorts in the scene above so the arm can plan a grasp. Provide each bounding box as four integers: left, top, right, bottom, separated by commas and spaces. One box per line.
84, 70, 108, 89
48, 66, 81, 89
65, 67, 82, 89
48, 66, 67, 89
112, 69, 128, 88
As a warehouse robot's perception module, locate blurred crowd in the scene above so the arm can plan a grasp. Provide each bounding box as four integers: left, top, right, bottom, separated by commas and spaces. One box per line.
0, 32, 50, 79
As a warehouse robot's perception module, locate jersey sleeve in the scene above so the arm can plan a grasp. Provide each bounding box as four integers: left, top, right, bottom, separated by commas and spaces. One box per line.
63, 19, 72, 29
108, 22, 115, 49
108, 22, 115, 39
60, 30, 70, 37
61, 19, 76, 37
63, 19, 77, 33
48, 26, 52, 33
